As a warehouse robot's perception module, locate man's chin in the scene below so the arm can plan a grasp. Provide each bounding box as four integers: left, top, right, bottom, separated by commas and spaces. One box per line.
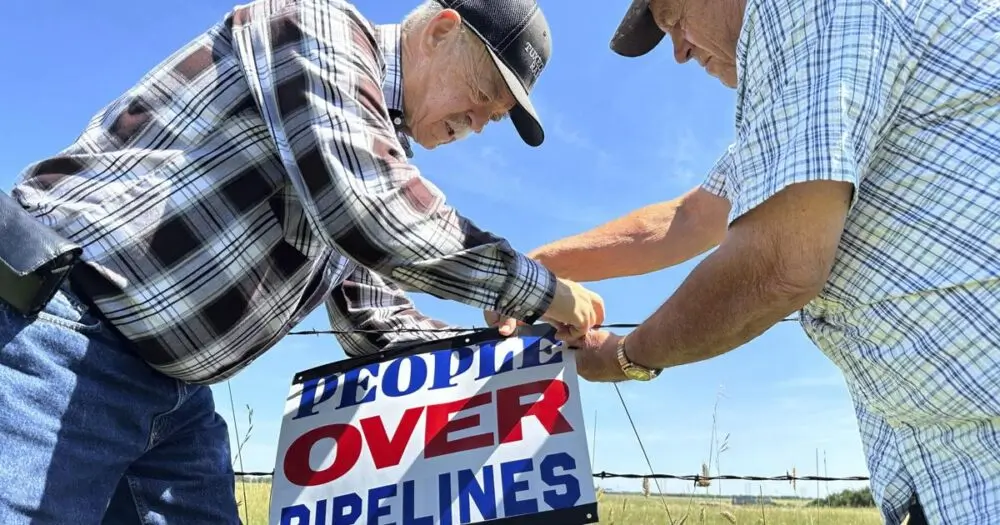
409, 134, 440, 150
704, 70, 737, 89
409, 130, 456, 150
709, 67, 738, 89
420, 137, 460, 150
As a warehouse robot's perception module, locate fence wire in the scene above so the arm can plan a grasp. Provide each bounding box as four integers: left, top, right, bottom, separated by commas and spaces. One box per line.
286, 316, 800, 337
226, 313, 851, 525
233, 470, 869, 483
239, 315, 859, 490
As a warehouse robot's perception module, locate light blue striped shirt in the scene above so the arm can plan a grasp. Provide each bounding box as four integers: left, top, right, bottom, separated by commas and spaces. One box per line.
702, 0, 1000, 521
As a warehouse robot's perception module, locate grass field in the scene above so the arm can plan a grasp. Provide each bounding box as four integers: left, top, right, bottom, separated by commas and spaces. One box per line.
233, 481, 884, 524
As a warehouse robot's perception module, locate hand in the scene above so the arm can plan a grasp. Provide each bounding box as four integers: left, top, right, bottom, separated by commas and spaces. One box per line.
484, 310, 524, 337
542, 278, 605, 340
481, 314, 585, 338
484, 278, 605, 340
569, 330, 627, 382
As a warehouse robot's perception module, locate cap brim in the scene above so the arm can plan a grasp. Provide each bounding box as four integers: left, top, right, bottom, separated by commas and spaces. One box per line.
484, 46, 544, 147
610, 0, 666, 57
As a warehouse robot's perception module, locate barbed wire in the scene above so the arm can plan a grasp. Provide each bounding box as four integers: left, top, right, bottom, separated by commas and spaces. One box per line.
242, 315, 831, 501
592, 472, 870, 482
231, 470, 869, 483
286, 317, 801, 336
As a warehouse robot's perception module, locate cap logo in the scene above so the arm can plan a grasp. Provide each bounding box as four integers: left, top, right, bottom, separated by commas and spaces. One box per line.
523, 41, 544, 83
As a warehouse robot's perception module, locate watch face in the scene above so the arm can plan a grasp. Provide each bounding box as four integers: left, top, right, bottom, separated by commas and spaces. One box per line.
625, 367, 652, 381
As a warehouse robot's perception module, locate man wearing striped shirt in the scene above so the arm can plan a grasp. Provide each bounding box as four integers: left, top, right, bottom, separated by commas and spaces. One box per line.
0, 0, 604, 522
506, 0, 1000, 522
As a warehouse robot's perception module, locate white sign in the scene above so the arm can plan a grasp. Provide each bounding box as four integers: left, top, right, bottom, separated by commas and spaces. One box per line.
269, 324, 599, 525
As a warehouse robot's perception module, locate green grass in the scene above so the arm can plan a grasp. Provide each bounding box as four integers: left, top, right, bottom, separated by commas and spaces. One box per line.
232, 482, 883, 525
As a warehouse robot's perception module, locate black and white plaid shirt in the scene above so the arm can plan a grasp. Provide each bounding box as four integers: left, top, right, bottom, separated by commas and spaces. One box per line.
9, 0, 555, 384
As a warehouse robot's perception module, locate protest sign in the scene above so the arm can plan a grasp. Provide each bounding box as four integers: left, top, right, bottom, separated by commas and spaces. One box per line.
268, 323, 599, 525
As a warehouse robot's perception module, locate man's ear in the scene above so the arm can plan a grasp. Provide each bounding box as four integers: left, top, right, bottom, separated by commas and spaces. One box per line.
421, 9, 462, 52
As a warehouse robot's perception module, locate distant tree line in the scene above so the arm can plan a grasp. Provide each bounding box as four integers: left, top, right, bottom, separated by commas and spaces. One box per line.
807, 487, 875, 508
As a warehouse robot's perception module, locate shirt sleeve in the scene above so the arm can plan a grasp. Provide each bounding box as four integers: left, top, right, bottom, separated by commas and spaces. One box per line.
725, 0, 913, 225
229, 0, 554, 323
326, 264, 472, 357
701, 143, 735, 198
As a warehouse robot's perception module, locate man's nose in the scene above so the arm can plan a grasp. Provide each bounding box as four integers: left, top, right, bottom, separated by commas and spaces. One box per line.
470, 111, 488, 133
670, 29, 693, 64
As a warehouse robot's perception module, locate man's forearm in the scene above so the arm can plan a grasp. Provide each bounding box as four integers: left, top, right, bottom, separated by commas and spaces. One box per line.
624, 234, 822, 370
530, 187, 730, 282
621, 179, 852, 370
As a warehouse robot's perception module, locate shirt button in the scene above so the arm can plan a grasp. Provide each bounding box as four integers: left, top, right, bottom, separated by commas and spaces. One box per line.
525, 310, 534, 316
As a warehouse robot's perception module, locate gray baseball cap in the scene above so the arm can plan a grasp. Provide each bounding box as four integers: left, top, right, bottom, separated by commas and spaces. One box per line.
609, 0, 666, 57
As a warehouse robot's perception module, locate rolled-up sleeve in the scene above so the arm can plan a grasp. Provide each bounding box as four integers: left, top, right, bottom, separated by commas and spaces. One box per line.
725, 0, 913, 225
229, 0, 554, 322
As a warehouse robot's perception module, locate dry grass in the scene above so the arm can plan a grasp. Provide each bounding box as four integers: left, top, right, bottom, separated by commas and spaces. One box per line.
233, 481, 883, 525
233, 481, 271, 525
593, 492, 881, 525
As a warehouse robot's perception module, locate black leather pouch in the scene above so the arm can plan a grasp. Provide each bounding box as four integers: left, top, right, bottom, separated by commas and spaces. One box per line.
0, 191, 83, 316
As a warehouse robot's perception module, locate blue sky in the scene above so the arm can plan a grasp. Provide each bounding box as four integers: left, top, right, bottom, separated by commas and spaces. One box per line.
0, 0, 870, 499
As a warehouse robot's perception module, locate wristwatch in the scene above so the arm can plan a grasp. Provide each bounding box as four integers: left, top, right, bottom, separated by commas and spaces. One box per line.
616, 335, 661, 381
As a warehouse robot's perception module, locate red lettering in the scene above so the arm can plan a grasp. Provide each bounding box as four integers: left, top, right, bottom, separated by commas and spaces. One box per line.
283, 379, 575, 485
424, 393, 494, 458
359, 406, 424, 469
283, 424, 362, 486
497, 379, 573, 444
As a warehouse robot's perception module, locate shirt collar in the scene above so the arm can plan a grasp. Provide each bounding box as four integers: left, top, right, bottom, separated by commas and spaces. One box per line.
375, 23, 413, 158
376, 24, 404, 114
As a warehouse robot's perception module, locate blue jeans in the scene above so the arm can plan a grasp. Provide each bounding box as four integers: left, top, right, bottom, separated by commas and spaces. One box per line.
0, 287, 240, 524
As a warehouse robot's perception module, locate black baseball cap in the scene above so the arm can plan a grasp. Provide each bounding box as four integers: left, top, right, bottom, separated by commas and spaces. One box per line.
433, 0, 551, 147
609, 0, 666, 57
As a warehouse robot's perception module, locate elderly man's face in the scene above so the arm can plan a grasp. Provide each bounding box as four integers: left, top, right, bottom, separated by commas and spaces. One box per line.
649, 0, 745, 87
402, 11, 515, 149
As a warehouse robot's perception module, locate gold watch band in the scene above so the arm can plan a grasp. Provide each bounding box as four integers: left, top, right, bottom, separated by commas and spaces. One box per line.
617, 334, 660, 381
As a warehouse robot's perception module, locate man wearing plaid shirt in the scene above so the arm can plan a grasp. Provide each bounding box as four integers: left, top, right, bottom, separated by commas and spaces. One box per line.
0, 0, 605, 522
504, 0, 1000, 522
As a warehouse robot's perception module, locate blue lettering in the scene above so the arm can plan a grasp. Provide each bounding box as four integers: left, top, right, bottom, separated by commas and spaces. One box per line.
338, 363, 380, 409
291, 454, 578, 525
438, 471, 453, 525
402, 480, 433, 525
476, 341, 514, 380
280, 504, 310, 525
367, 484, 395, 525
332, 493, 362, 525
383, 355, 427, 397
458, 465, 496, 522
541, 452, 581, 509
293, 375, 339, 420
521, 337, 563, 369
429, 348, 473, 391
316, 499, 328, 525
500, 458, 538, 516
